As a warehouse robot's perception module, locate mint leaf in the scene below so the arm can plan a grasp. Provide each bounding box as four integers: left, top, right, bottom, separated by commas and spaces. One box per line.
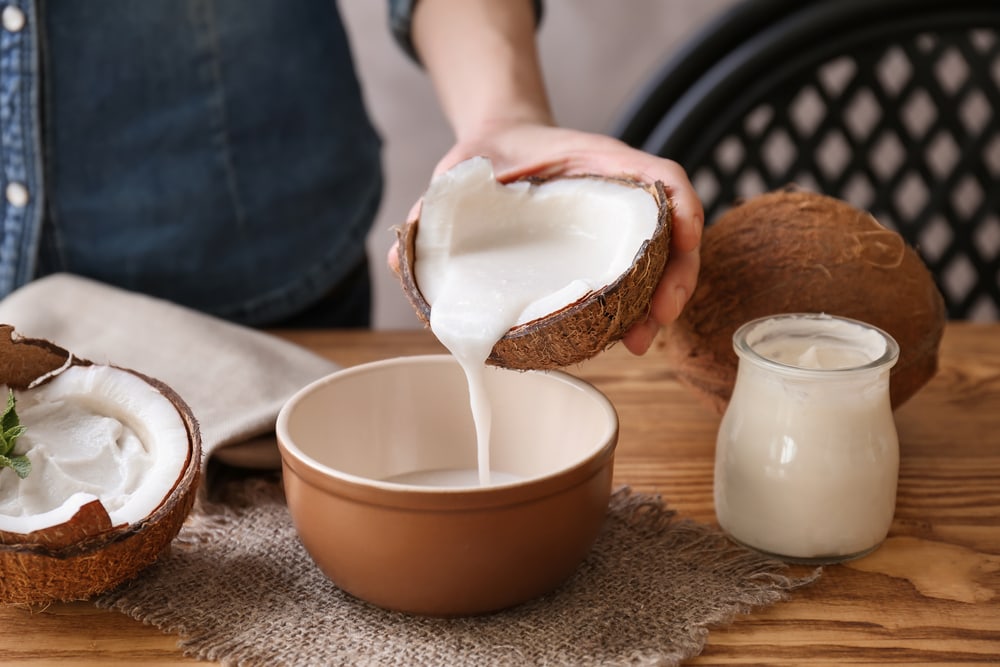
0, 389, 30, 478
0, 389, 18, 440
2, 424, 26, 448
0, 453, 30, 479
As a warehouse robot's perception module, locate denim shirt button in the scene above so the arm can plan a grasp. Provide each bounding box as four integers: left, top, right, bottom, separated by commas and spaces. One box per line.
1, 6, 25, 33
5, 182, 29, 207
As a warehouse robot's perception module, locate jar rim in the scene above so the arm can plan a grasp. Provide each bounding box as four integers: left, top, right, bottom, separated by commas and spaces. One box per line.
732, 312, 900, 377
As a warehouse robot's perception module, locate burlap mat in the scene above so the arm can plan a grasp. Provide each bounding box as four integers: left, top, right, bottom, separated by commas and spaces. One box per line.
98, 474, 819, 667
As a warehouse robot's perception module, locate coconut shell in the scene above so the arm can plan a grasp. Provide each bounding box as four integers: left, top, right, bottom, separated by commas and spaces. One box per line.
0, 324, 201, 604
397, 175, 673, 370
663, 190, 946, 414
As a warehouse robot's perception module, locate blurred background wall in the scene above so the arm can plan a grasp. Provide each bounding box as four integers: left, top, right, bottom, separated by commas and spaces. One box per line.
339, 0, 738, 329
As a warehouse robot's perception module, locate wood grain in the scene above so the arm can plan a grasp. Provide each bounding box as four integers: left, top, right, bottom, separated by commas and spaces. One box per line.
1, 322, 997, 665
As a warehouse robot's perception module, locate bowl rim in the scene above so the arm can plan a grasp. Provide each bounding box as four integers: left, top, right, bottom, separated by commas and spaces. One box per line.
275, 354, 619, 509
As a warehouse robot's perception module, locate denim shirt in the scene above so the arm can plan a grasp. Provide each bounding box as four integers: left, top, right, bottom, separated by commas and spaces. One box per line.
1, 0, 382, 325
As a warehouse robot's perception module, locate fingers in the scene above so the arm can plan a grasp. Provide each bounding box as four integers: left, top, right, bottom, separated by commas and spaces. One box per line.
663, 176, 703, 254
388, 197, 423, 277
621, 242, 701, 356
387, 242, 400, 276
617, 153, 703, 355
625, 153, 702, 254
649, 244, 701, 326
621, 316, 660, 355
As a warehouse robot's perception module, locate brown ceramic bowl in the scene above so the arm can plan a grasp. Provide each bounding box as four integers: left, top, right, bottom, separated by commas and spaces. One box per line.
275, 354, 618, 616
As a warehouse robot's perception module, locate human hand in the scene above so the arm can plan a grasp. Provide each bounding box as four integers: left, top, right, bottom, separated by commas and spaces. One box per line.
388, 121, 703, 356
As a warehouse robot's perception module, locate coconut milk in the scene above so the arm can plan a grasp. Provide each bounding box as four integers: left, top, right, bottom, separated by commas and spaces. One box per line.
415, 158, 657, 485
384, 468, 523, 488
714, 313, 900, 562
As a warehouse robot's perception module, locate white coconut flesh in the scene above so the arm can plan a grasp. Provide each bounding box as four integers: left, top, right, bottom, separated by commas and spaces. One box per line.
415, 156, 659, 366
0, 364, 189, 534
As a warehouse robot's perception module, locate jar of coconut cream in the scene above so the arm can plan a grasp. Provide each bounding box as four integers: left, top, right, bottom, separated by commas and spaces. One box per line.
714, 313, 900, 563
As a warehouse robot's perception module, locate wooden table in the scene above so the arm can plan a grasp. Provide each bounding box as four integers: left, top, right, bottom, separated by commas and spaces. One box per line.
1, 322, 998, 664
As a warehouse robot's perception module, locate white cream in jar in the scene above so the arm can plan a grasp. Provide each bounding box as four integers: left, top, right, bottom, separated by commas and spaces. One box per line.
713, 313, 900, 563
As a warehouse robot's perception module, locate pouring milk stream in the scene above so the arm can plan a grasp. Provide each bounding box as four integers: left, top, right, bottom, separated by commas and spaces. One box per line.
407, 157, 658, 486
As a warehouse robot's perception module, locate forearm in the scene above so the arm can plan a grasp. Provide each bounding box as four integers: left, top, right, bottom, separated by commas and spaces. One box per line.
410, 0, 554, 142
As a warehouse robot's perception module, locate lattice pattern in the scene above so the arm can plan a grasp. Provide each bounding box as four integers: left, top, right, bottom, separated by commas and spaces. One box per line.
689, 27, 1000, 320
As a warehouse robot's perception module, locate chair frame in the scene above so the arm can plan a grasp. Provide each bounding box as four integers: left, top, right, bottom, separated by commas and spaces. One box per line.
612, 0, 1000, 319
615, 0, 1000, 159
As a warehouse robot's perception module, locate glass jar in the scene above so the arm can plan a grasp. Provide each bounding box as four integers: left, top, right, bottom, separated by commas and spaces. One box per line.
714, 313, 900, 564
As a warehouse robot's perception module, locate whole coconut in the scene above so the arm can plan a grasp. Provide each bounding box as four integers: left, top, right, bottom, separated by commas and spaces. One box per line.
664, 190, 946, 413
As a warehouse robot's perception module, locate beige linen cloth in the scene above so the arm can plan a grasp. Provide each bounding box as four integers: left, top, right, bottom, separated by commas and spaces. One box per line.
0, 273, 338, 470
0, 273, 818, 666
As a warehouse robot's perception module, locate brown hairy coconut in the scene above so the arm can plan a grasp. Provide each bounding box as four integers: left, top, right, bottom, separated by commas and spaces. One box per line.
0, 324, 201, 604
663, 189, 946, 413
396, 158, 673, 370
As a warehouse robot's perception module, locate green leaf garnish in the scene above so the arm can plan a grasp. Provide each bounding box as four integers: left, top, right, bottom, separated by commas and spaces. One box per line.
0, 389, 30, 479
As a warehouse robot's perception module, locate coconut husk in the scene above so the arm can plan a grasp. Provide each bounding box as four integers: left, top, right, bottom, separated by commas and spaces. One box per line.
397, 176, 673, 370
0, 324, 201, 604
663, 190, 946, 413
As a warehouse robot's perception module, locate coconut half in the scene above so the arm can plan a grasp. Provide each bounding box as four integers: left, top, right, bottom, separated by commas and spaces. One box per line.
396, 157, 672, 369
0, 324, 201, 604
